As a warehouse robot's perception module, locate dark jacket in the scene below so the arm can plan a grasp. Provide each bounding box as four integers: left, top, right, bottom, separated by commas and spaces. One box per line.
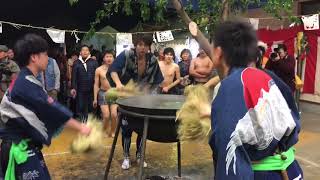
265, 55, 295, 92
107, 49, 163, 88
71, 58, 98, 92
178, 60, 190, 77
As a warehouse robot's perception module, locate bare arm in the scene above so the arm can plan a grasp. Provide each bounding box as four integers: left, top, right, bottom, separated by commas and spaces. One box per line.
65, 118, 91, 136
172, 0, 215, 65
67, 63, 72, 82
93, 68, 100, 103
189, 60, 206, 78
110, 72, 124, 89
204, 76, 220, 88
167, 66, 181, 90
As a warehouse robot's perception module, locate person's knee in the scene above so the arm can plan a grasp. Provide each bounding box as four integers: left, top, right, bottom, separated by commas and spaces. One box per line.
111, 111, 117, 119
101, 106, 110, 119
102, 112, 110, 119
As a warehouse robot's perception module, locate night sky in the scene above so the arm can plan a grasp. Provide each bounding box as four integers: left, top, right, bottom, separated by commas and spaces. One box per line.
0, 0, 139, 48
0, 0, 265, 49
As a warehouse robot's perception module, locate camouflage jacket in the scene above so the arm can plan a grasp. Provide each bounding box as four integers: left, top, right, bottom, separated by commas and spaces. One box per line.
0, 58, 20, 93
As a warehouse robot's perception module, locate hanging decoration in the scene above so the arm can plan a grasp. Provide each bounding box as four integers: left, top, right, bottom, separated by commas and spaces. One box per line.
301, 14, 319, 31
116, 33, 132, 45
152, 33, 157, 43
116, 33, 134, 56
71, 30, 80, 43
249, 18, 259, 30
155, 30, 174, 42
46, 29, 65, 43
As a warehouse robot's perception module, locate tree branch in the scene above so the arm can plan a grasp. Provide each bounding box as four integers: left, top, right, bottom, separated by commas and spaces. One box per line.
221, 0, 229, 21
171, 0, 216, 66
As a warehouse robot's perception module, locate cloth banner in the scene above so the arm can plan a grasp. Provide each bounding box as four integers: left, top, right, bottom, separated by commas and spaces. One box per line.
156, 30, 174, 42
46, 29, 65, 43
301, 14, 319, 31
116, 33, 132, 45
249, 18, 259, 30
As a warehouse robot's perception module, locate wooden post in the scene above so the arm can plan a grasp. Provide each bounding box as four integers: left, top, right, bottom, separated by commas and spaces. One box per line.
222, 0, 229, 21
295, 55, 304, 111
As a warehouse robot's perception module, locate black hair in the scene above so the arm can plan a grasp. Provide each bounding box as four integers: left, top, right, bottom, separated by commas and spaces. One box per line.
132, 34, 152, 47
90, 49, 100, 56
164, 47, 175, 56
255, 48, 263, 69
213, 20, 258, 68
48, 46, 59, 59
70, 51, 79, 57
102, 49, 115, 58
14, 34, 48, 67
277, 44, 287, 52
80, 44, 90, 51
180, 49, 192, 60
269, 52, 278, 60
258, 46, 266, 56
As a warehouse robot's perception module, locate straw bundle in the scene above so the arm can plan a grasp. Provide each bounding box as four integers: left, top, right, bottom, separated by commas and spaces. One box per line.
70, 115, 104, 153
176, 85, 211, 142
105, 80, 141, 101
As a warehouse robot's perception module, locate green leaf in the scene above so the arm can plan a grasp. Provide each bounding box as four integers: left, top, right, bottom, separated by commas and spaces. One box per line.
69, 0, 78, 6
80, 0, 295, 36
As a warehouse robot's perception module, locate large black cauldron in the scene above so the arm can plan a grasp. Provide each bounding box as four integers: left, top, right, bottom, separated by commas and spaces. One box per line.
104, 95, 185, 180
117, 95, 185, 142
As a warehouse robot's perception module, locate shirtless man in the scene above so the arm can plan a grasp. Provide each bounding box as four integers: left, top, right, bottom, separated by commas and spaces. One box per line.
158, 47, 181, 94
189, 48, 213, 84
93, 50, 117, 137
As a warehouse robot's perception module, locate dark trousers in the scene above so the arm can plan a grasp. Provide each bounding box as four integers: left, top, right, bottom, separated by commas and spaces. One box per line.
76, 91, 93, 121
121, 117, 142, 158
0, 141, 50, 180
68, 97, 76, 116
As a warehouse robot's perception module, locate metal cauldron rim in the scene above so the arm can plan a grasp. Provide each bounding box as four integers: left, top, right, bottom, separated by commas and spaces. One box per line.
116, 94, 185, 111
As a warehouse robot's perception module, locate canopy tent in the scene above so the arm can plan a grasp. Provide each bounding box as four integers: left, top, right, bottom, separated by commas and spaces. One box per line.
81, 26, 118, 51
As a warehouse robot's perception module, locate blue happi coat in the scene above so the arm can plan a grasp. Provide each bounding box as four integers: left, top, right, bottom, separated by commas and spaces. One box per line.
107, 49, 163, 88
210, 67, 301, 179
0, 68, 72, 145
